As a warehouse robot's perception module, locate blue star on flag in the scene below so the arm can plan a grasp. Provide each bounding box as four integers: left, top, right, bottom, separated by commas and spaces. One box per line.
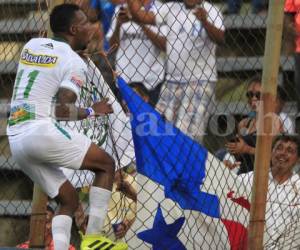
137, 205, 186, 250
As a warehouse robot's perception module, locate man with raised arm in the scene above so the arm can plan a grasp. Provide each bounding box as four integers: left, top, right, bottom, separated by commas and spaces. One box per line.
7, 3, 127, 250
127, 0, 225, 141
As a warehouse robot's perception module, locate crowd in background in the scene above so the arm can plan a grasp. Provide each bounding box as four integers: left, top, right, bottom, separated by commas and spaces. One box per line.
72, 0, 300, 172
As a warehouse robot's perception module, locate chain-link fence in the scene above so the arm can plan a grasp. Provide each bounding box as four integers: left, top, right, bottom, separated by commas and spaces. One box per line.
1, 0, 300, 249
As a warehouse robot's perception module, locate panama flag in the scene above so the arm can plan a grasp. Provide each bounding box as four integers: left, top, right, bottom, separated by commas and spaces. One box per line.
116, 76, 254, 249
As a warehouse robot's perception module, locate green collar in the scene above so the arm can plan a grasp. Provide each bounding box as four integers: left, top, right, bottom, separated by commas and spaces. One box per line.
52, 36, 68, 44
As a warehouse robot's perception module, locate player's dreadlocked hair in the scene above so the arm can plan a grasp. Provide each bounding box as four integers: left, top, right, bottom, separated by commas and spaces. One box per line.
50, 3, 80, 34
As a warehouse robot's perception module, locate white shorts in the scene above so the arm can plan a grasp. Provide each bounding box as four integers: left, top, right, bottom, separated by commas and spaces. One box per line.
8, 121, 92, 198
156, 80, 215, 141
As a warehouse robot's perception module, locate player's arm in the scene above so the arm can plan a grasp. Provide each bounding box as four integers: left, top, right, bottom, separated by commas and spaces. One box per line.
55, 88, 113, 121
127, 0, 156, 25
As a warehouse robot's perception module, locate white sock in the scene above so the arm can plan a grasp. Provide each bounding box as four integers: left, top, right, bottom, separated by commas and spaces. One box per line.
52, 215, 72, 250
86, 186, 111, 235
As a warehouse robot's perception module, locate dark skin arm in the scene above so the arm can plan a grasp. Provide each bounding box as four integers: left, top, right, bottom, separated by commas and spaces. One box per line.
225, 137, 256, 155
193, 7, 225, 44
139, 23, 166, 51
127, 0, 156, 24
109, 7, 131, 48
55, 88, 113, 121
128, 0, 224, 45
109, 6, 166, 51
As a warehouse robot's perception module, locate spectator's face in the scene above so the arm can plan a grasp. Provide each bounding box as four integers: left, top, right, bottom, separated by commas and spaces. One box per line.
246, 82, 261, 111
271, 139, 299, 173
72, 9, 93, 51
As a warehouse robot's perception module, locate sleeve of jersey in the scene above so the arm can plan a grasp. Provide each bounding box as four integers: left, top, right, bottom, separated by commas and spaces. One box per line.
207, 5, 225, 31
155, 3, 169, 25
60, 63, 87, 98
152, 3, 168, 35
284, 0, 296, 13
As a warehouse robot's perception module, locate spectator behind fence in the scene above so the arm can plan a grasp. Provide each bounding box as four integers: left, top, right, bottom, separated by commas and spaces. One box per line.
127, 0, 225, 142
71, 0, 120, 86
72, 0, 104, 55
106, 0, 167, 106
218, 76, 286, 174
284, 0, 300, 111
89, 0, 125, 51
16, 205, 76, 250
223, 0, 267, 14
276, 84, 295, 134
237, 134, 300, 248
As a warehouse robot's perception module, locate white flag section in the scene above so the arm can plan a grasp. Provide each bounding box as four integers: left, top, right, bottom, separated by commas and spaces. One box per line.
125, 153, 250, 250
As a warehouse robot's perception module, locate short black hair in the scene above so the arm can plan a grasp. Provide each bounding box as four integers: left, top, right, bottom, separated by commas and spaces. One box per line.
247, 74, 262, 87
50, 3, 80, 34
276, 85, 288, 102
128, 82, 150, 97
272, 134, 300, 157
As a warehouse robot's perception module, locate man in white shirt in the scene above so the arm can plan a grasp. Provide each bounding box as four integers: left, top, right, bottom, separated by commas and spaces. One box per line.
7, 4, 127, 250
127, 0, 225, 141
238, 135, 300, 248
106, 0, 167, 106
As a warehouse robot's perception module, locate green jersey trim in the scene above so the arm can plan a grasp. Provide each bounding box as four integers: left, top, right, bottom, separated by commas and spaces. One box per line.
54, 123, 71, 140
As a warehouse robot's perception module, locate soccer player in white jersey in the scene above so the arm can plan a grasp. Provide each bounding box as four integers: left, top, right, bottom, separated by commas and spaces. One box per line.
6, 4, 127, 250
127, 0, 225, 141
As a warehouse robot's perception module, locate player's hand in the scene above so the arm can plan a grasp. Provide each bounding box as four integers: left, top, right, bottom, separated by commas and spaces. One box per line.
92, 98, 114, 115
117, 7, 131, 26
116, 180, 137, 201
193, 7, 207, 22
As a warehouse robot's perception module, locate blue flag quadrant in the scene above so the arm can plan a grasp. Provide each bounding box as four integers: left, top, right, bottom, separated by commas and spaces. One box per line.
117, 76, 220, 218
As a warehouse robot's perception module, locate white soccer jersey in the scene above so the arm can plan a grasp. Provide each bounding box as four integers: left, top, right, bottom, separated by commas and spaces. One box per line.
106, 1, 167, 90
155, 1, 224, 82
7, 38, 87, 135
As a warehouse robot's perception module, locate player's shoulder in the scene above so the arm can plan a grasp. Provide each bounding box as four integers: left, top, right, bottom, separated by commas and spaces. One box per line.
22, 38, 87, 69
24, 37, 54, 49
66, 50, 87, 72
24, 37, 72, 56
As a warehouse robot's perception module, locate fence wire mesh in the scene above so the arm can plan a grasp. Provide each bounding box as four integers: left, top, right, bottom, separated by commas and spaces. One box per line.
0, 0, 300, 249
